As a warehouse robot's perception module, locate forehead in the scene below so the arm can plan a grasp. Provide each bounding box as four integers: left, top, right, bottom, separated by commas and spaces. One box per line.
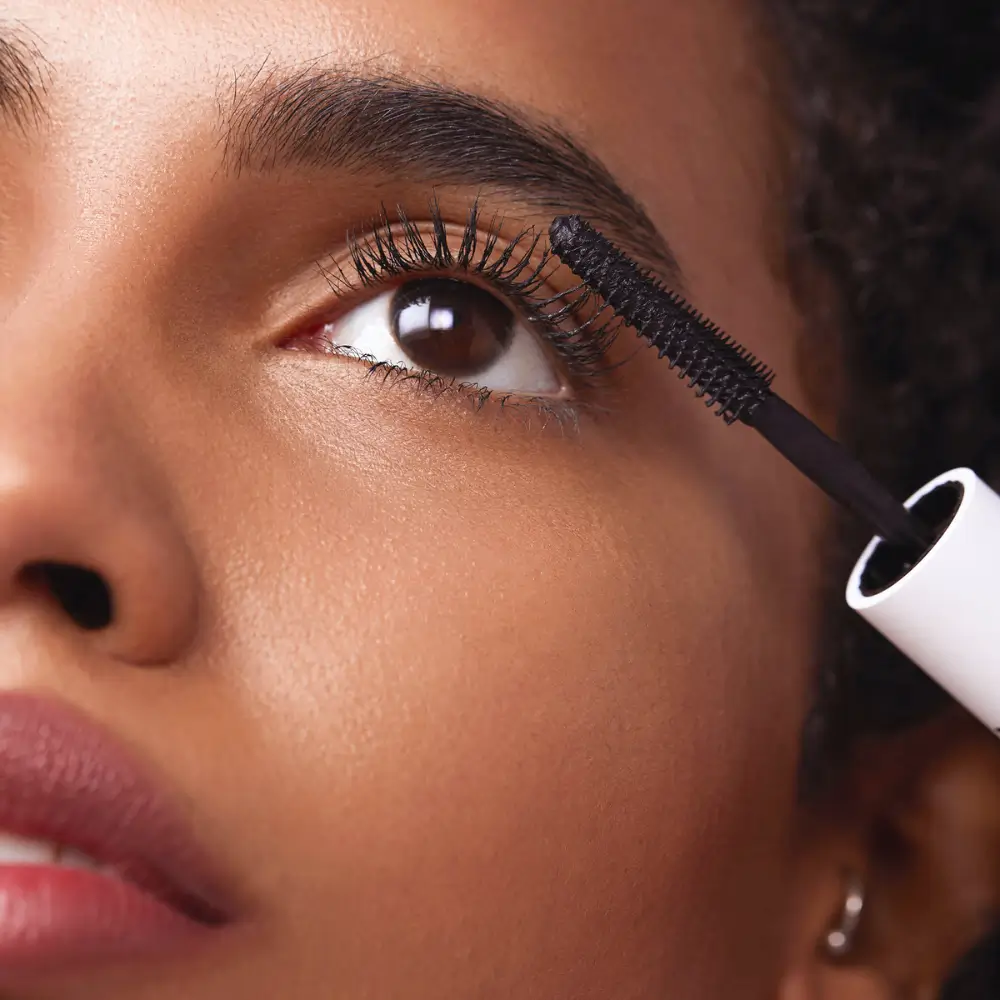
23, 0, 757, 95
12, 0, 774, 202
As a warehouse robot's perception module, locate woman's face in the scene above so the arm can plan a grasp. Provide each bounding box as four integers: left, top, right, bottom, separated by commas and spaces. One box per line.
0, 2, 831, 997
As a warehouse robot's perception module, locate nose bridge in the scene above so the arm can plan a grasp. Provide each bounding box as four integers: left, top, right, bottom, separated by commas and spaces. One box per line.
0, 266, 145, 488
0, 269, 202, 666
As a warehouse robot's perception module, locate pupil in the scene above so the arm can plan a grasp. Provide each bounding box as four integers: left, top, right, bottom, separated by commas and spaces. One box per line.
390, 278, 514, 378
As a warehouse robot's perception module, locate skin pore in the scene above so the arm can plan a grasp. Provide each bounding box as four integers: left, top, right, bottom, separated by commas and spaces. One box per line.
1, 1, 996, 998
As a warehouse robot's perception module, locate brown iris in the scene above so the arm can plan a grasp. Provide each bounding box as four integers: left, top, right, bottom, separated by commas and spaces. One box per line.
390, 278, 515, 378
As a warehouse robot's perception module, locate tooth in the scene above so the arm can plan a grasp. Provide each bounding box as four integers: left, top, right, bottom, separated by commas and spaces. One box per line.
55, 846, 102, 873
0, 833, 58, 865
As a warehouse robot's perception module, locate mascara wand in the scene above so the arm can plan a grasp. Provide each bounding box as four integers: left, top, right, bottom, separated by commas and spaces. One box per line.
548, 215, 931, 549
550, 213, 1000, 739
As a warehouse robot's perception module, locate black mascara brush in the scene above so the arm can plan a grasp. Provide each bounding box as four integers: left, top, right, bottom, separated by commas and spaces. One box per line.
549, 214, 931, 549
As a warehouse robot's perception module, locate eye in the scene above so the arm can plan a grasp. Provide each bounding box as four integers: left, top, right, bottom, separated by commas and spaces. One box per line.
316, 277, 566, 397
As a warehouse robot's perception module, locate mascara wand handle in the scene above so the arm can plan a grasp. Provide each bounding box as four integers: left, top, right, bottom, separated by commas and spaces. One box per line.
746, 394, 930, 548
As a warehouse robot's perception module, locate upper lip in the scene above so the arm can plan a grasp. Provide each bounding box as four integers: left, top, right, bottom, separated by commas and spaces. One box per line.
0, 690, 238, 925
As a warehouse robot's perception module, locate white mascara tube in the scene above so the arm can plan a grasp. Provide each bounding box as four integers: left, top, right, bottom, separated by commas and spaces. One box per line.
846, 467, 1000, 734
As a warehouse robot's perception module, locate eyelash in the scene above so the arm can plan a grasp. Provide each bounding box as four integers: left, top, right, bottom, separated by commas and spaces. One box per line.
308, 198, 621, 421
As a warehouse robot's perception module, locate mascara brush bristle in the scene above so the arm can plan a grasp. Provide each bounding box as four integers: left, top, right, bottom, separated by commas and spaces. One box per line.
548, 215, 774, 422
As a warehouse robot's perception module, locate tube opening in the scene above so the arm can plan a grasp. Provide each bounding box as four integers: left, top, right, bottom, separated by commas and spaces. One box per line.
859, 481, 965, 597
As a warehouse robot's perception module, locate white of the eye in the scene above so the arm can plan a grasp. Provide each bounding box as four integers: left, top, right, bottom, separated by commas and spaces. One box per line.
471, 316, 562, 395
322, 291, 412, 367
320, 287, 564, 396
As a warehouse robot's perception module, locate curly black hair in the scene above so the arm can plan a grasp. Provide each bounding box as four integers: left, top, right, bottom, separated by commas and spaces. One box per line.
765, 3, 1000, 995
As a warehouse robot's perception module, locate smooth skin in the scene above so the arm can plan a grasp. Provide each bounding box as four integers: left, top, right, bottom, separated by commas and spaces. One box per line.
1, 2, 998, 998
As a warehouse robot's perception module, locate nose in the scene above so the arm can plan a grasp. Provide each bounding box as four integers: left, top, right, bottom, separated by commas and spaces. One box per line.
0, 343, 201, 668
0, 464, 201, 665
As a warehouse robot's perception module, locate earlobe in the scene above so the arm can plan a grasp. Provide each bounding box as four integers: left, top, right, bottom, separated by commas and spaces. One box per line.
779, 847, 890, 1000
780, 711, 1000, 1000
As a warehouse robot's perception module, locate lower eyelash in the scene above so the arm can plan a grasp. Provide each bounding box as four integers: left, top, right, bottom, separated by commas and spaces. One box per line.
319, 196, 623, 390
312, 342, 603, 431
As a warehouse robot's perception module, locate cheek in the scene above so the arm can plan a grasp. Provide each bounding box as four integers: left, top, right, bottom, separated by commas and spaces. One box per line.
158, 356, 815, 994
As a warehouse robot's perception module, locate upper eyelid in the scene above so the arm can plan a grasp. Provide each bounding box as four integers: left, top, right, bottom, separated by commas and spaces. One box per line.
347, 206, 550, 290
217, 72, 681, 289
317, 206, 577, 327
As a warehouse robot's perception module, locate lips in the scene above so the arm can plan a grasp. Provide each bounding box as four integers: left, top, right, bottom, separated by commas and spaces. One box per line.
0, 690, 238, 975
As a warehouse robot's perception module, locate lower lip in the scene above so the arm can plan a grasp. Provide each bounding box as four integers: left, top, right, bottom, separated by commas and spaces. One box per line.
0, 864, 209, 976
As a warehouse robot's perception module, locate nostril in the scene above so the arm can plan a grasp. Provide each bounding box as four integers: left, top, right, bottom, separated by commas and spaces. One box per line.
27, 562, 114, 631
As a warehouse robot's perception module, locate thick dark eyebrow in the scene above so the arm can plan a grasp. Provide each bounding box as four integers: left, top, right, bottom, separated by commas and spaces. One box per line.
218, 70, 680, 283
0, 28, 48, 131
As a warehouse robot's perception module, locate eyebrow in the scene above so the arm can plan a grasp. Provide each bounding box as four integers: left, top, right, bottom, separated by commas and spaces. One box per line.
0, 29, 47, 131
218, 69, 681, 283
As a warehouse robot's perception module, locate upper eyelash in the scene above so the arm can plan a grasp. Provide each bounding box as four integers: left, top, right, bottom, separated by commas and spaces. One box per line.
318, 196, 622, 386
